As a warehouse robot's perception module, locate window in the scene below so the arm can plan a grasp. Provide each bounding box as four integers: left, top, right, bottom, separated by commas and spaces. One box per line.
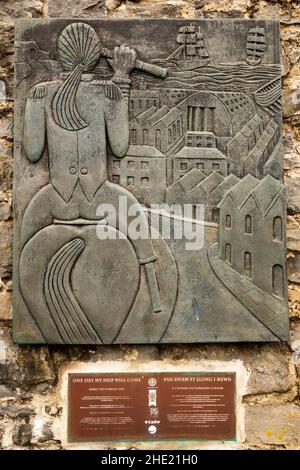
113, 160, 120, 169
138, 99, 142, 108
130, 99, 134, 110
146, 99, 149, 107
141, 177, 149, 186
131, 129, 137, 145
127, 161, 134, 169
155, 129, 161, 150
173, 123, 177, 140
244, 252, 252, 278
180, 162, 187, 170
212, 163, 220, 170
127, 176, 134, 186
245, 215, 252, 234
112, 175, 119, 184
225, 243, 232, 264
143, 129, 148, 145
273, 264, 284, 298
141, 161, 149, 170
273, 216, 282, 241
212, 208, 219, 223
196, 162, 204, 170
226, 215, 231, 228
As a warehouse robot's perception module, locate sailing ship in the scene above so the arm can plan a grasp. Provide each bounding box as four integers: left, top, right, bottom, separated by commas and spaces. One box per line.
167, 25, 210, 71
246, 27, 267, 66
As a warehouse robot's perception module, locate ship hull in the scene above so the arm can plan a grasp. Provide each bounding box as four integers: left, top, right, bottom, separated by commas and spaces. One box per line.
173, 58, 210, 70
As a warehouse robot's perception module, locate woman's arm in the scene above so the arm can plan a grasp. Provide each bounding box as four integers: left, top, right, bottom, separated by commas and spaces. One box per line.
24, 84, 46, 163
104, 45, 136, 158
104, 80, 130, 158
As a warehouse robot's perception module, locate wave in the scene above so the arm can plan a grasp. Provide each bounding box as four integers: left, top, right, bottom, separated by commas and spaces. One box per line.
146, 61, 281, 92
165, 75, 277, 85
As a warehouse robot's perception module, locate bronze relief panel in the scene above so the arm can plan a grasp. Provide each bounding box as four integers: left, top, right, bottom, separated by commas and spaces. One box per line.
13, 19, 288, 344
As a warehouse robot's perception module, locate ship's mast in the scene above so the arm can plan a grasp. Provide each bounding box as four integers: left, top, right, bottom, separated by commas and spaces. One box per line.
246, 27, 266, 65
176, 26, 187, 60
196, 27, 209, 59
168, 25, 210, 62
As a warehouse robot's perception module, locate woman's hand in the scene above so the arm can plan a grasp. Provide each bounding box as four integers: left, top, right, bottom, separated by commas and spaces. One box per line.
108, 44, 137, 80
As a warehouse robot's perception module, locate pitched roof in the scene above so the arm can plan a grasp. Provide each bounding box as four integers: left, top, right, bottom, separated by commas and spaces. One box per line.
174, 146, 226, 160
218, 174, 259, 209
154, 107, 181, 128
200, 171, 224, 196
147, 105, 169, 126
126, 145, 165, 158
217, 174, 240, 194
134, 106, 157, 125
177, 168, 206, 193
249, 174, 285, 215
245, 120, 279, 164
264, 137, 283, 169
240, 114, 263, 139
217, 174, 285, 214
248, 114, 263, 130
207, 174, 240, 203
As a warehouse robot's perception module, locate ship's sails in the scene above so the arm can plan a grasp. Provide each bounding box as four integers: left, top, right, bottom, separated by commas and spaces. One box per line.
169, 25, 210, 62
246, 27, 267, 66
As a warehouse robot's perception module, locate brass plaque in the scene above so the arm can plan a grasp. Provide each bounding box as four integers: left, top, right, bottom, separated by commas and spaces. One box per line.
68, 372, 236, 442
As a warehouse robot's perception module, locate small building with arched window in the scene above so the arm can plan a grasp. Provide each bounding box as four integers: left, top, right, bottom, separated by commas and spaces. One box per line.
151, 107, 184, 154
217, 174, 287, 299
129, 106, 184, 155
206, 173, 240, 222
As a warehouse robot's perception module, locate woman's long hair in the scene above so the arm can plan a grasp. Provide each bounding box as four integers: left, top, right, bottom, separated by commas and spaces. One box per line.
53, 22, 101, 131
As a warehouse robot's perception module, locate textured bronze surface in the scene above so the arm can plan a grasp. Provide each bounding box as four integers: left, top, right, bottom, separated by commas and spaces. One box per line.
68, 372, 236, 442
14, 19, 288, 344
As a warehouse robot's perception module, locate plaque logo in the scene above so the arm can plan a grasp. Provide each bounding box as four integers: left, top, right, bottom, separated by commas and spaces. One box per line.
148, 425, 157, 435
148, 389, 157, 407
148, 377, 157, 387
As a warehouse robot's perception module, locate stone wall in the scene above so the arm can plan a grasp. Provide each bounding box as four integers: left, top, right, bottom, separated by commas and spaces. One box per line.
0, 0, 299, 450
